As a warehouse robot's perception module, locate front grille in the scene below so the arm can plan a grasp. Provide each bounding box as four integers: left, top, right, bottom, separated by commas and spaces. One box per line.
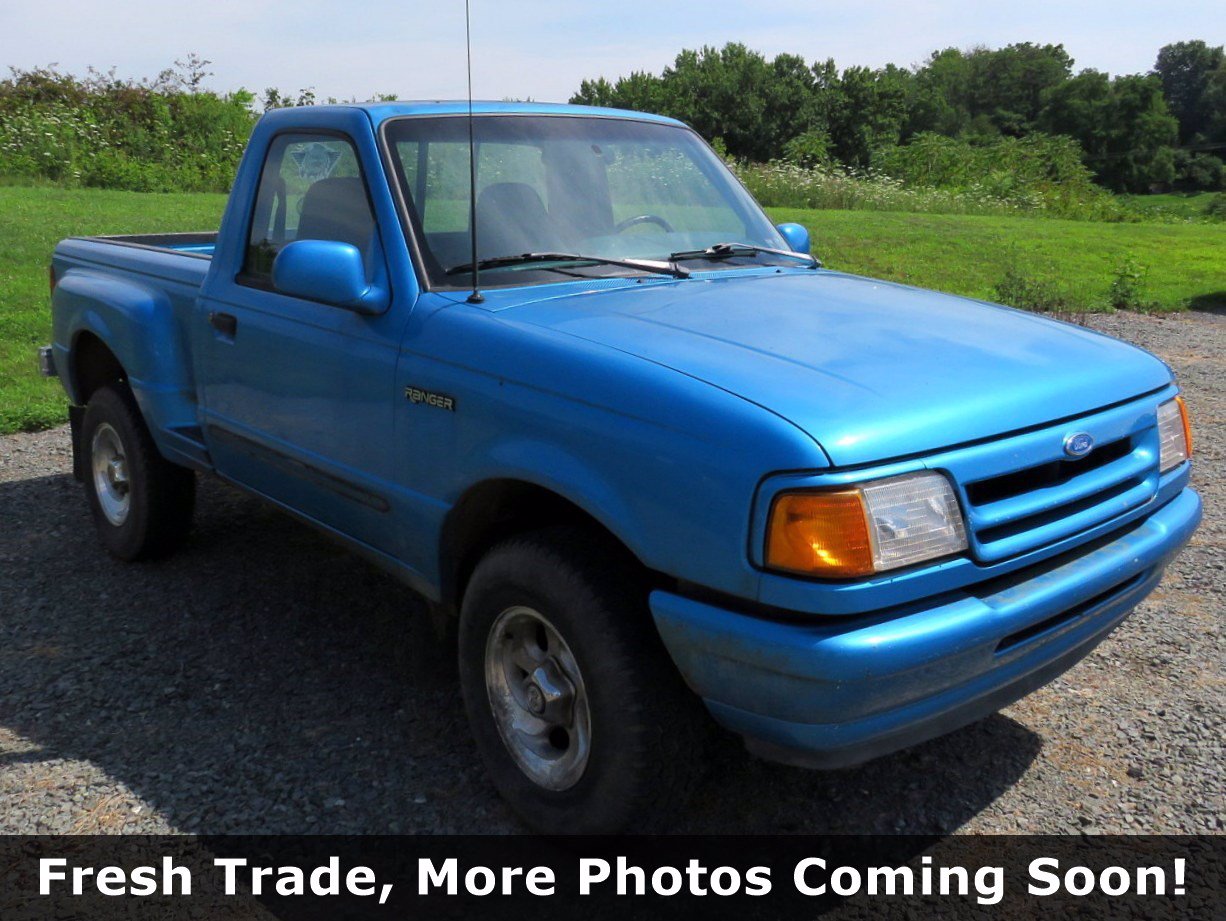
975, 476, 1142, 545
948, 404, 1163, 564
965, 437, 1133, 506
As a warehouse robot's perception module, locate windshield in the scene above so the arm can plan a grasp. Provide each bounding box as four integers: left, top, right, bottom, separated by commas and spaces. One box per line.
384, 114, 788, 289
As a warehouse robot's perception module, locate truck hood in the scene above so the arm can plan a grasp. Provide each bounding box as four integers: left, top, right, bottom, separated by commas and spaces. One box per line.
502, 270, 1172, 467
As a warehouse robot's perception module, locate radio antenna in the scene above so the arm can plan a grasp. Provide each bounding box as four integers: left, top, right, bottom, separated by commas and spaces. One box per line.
464, 0, 483, 304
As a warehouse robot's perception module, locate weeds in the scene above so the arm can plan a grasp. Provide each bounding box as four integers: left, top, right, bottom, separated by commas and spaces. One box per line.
0, 65, 252, 192
731, 159, 1129, 222
731, 132, 1132, 222
993, 263, 1074, 312
1108, 258, 1155, 310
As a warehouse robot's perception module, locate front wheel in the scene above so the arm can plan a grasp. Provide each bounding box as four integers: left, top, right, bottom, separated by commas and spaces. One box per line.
458, 527, 708, 834
81, 384, 196, 561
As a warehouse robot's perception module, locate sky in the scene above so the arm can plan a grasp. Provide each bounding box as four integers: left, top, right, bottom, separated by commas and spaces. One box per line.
1, 1, 1222, 104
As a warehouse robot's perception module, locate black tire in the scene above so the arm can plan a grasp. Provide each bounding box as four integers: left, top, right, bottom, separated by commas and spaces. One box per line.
81, 383, 196, 561
458, 526, 709, 834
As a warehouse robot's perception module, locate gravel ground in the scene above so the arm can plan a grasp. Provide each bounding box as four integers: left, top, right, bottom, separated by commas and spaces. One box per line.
0, 311, 1221, 836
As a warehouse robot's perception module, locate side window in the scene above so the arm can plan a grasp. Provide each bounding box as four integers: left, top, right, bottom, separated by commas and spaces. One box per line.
244, 134, 375, 284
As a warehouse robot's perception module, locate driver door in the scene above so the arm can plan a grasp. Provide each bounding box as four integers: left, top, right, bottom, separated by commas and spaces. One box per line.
197, 131, 403, 556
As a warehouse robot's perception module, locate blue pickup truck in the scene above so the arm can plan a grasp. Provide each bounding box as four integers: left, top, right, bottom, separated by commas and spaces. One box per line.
44, 102, 1200, 833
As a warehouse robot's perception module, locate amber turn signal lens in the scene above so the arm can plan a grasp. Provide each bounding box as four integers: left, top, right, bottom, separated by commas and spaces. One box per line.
1176, 395, 1193, 458
765, 491, 874, 578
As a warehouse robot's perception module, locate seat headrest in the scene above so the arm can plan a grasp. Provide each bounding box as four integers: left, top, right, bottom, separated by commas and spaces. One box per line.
475, 182, 558, 257
296, 177, 373, 252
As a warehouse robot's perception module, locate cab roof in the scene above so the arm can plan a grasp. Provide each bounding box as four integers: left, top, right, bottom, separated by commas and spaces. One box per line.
270, 100, 687, 128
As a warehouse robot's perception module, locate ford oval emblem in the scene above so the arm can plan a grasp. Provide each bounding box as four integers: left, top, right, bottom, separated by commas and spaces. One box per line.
1064, 432, 1095, 458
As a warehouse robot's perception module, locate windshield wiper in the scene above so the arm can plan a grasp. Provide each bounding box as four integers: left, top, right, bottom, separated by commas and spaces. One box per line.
669, 242, 819, 267
446, 252, 689, 278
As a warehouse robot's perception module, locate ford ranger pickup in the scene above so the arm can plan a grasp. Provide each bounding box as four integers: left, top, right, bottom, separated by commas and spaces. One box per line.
43, 102, 1201, 834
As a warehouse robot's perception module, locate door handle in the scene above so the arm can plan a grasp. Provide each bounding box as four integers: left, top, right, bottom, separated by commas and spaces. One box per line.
209, 312, 237, 337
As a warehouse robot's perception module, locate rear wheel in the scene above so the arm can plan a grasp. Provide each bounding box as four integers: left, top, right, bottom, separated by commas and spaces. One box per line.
81, 384, 196, 561
458, 527, 708, 834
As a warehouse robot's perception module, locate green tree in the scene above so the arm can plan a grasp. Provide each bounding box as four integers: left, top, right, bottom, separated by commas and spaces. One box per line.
571, 71, 665, 113
1040, 71, 1179, 191
571, 43, 821, 162
1154, 40, 1225, 144
825, 65, 910, 166
1173, 150, 1225, 190
969, 43, 1074, 136
907, 44, 1073, 138
1206, 61, 1226, 142
782, 129, 832, 167
662, 44, 820, 161
567, 37, 1210, 194
907, 48, 975, 136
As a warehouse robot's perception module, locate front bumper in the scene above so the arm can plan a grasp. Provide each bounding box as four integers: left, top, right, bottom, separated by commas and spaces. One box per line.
651, 487, 1202, 769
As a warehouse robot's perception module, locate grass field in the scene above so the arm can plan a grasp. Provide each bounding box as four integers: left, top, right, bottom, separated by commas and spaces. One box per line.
2, 187, 1223, 433
0, 188, 227, 432
776, 208, 1226, 314
1119, 191, 1221, 221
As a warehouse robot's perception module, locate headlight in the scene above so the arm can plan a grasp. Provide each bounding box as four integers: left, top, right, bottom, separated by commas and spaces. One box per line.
1157, 396, 1192, 473
766, 471, 968, 578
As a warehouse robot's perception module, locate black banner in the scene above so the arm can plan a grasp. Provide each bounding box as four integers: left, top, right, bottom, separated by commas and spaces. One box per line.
1, 835, 1219, 920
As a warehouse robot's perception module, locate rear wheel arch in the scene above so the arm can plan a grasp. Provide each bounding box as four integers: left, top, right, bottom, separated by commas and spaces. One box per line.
79, 382, 196, 560
70, 331, 126, 405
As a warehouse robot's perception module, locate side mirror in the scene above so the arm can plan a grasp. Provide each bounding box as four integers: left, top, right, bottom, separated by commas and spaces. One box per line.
775, 222, 811, 256
272, 240, 387, 314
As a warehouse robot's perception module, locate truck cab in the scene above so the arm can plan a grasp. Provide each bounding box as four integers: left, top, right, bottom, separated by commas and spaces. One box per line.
46, 102, 1201, 834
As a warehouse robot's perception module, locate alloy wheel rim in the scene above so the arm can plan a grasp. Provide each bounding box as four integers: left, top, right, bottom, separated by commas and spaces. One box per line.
484, 605, 592, 791
91, 422, 131, 526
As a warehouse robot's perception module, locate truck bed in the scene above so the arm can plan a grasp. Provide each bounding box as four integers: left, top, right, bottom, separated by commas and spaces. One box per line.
90, 231, 218, 258
54, 233, 216, 291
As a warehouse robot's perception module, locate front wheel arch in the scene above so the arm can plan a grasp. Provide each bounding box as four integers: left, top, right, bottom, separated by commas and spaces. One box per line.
440, 478, 649, 611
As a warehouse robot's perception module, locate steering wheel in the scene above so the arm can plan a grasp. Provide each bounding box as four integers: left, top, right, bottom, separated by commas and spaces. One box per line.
614, 213, 675, 234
